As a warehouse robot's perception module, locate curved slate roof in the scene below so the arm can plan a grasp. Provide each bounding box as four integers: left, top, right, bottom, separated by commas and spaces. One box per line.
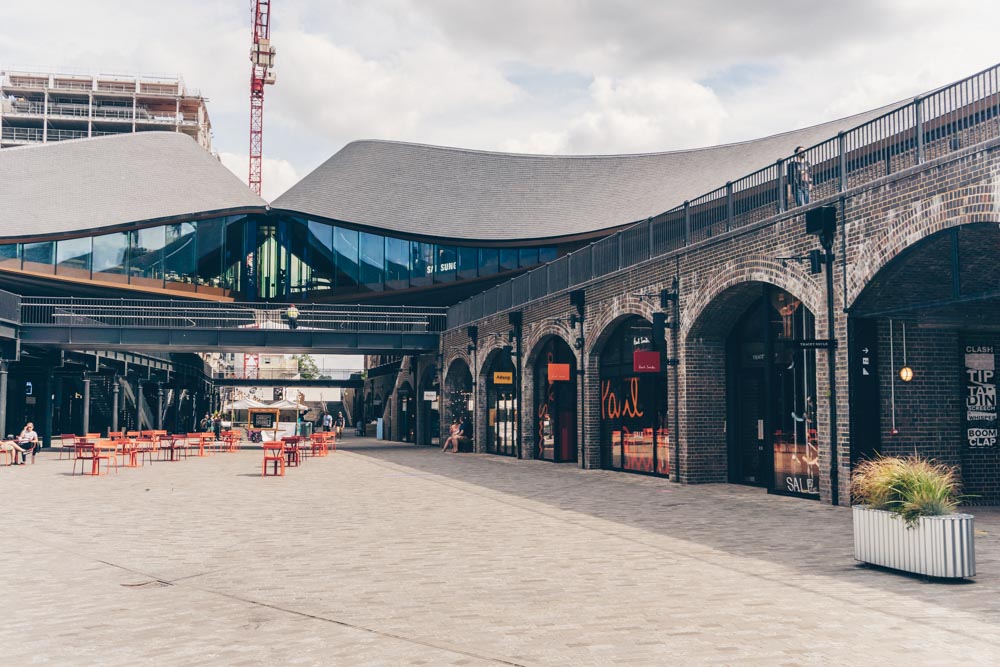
0, 132, 265, 240
273, 99, 907, 242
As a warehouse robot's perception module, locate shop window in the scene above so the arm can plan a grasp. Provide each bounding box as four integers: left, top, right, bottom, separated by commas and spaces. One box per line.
533, 337, 577, 462
359, 232, 385, 289
500, 248, 519, 272
92, 232, 129, 283
22, 241, 55, 274
0, 244, 20, 270
435, 245, 457, 283
129, 226, 166, 288
598, 317, 669, 476
164, 222, 197, 291
479, 248, 499, 276
457, 246, 478, 280
410, 241, 434, 287
306, 220, 335, 293
195, 217, 225, 293
56, 237, 92, 279
486, 352, 517, 457
385, 236, 410, 288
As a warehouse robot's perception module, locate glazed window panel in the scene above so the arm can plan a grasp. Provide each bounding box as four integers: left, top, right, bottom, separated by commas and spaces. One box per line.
22, 241, 55, 274
500, 249, 519, 272
457, 246, 478, 279
92, 232, 129, 283
539, 247, 558, 263
519, 248, 539, 268
0, 244, 20, 270
56, 237, 92, 279
164, 222, 197, 290
306, 220, 335, 293
223, 218, 248, 293
334, 227, 359, 290
359, 231, 384, 288
435, 245, 457, 282
287, 220, 311, 296
479, 248, 499, 276
385, 236, 410, 288
410, 241, 434, 287
129, 226, 166, 287
195, 217, 225, 292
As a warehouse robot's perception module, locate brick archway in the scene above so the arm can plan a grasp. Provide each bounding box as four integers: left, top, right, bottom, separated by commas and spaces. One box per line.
846, 179, 1000, 308
680, 268, 819, 485
523, 331, 579, 462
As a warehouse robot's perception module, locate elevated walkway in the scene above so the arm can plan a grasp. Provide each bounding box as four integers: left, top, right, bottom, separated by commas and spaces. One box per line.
11, 298, 446, 354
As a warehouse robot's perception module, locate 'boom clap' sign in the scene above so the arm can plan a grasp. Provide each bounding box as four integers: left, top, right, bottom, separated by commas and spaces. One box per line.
965, 345, 997, 448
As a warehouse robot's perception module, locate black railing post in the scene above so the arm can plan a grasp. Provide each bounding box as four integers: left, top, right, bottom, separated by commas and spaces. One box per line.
838, 131, 847, 192
914, 96, 925, 165
683, 201, 691, 245
617, 234, 624, 270
777, 159, 786, 212
647, 216, 654, 255
725, 181, 734, 231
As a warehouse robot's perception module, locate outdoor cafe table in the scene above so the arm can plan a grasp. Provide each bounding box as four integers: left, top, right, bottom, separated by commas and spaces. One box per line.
159, 435, 187, 462
281, 436, 304, 466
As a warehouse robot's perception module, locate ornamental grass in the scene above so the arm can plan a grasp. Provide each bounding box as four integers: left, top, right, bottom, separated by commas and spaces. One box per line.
851, 455, 962, 525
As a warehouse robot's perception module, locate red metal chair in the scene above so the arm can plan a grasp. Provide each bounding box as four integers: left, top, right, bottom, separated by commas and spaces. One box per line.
281, 436, 302, 467
58, 434, 78, 460
72, 443, 97, 475
262, 441, 285, 477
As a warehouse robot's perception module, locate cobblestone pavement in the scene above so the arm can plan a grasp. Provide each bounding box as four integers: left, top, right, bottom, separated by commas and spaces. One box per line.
3, 437, 1000, 666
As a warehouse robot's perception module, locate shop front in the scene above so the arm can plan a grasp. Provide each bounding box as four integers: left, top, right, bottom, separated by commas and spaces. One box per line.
727, 286, 819, 497
533, 337, 577, 462
444, 359, 474, 441
598, 317, 669, 476
486, 351, 518, 457
418, 366, 440, 447
397, 382, 415, 442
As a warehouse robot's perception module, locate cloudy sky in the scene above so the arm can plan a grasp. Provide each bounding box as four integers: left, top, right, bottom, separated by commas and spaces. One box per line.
4, 1, 999, 200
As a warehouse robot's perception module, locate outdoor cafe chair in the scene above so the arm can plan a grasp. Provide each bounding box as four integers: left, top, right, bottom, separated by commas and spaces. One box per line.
72, 443, 97, 475
93, 439, 120, 475
262, 441, 285, 477
280, 436, 302, 467
58, 434, 78, 460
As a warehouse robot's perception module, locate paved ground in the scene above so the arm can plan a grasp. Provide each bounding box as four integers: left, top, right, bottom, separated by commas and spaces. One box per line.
3, 437, 1000, 666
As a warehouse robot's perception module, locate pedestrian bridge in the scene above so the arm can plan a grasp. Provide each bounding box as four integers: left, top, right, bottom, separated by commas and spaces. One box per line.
4, 297, 446, 354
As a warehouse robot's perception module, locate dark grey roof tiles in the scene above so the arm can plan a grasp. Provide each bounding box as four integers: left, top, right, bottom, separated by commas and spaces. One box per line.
0, 132, 265, 239
273, 99, 907, 242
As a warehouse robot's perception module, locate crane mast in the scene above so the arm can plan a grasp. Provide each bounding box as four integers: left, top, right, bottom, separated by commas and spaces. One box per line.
248, 0, 276, 196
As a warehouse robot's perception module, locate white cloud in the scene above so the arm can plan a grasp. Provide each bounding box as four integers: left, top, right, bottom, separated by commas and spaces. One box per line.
218, 152, 300, 202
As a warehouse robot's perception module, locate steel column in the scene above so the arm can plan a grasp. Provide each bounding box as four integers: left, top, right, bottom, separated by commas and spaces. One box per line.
82, 374, 91, 436
112, 380, 120, 433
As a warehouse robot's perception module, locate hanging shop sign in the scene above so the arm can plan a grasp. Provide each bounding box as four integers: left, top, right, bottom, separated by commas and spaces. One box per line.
423, 391, 438, 401
964, 344, 996, 448
633, 350, 661, 373
548, 363, 571, 381
493, 371, 513, 385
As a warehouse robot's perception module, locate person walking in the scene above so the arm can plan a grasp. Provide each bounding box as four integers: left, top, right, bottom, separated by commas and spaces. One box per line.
322, 412, 333, 432
286, 304, 300, 330
335, 411, 346, 437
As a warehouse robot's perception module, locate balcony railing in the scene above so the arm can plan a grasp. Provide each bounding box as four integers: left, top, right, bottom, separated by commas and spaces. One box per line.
211, 368, 359, 381
447, 62, 1000, 330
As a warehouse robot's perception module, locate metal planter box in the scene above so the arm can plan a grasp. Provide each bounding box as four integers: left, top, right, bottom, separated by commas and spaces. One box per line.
853, 506, 976, 578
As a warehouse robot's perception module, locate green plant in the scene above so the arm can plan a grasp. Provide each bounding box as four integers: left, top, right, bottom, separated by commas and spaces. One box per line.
851, 455, 961, 525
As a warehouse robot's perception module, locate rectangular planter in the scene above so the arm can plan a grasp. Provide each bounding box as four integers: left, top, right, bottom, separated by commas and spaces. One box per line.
853, 506, 976, 578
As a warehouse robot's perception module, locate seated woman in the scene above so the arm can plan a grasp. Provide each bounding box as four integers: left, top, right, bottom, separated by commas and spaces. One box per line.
441, 419, 460, 453
0, 434, 27, 465
15, 422, 39, 464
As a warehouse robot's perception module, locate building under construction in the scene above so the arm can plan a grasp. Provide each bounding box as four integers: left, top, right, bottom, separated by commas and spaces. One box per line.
0, 68, 211, 150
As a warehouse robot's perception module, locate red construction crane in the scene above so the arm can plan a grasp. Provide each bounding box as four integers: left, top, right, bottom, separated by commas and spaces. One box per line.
248, 0, 276, 196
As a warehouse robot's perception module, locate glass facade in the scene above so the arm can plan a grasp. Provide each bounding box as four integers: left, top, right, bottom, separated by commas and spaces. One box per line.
0, 215, 557, 300
729, 288, 819, 497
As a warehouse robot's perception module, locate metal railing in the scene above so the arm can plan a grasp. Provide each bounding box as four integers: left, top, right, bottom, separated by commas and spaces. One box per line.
0, 288, 21, 324
447, 62, 1000, 330
1, 126, 42, 142
211, 367, 359, 381
20, 298, 448, 334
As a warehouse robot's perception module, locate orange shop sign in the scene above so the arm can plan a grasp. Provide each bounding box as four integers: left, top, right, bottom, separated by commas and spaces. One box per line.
548, 363, 571, 381
493, 371, 514, 385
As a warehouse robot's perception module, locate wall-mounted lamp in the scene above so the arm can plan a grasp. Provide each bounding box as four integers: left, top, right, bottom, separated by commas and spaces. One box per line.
899, 366, 914, 383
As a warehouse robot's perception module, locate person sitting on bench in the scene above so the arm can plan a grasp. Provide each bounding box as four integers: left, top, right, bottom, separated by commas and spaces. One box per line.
0, 434, 27, 465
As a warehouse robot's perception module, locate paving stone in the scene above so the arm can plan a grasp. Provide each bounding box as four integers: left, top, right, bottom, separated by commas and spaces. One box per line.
2, 437, 999, 665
